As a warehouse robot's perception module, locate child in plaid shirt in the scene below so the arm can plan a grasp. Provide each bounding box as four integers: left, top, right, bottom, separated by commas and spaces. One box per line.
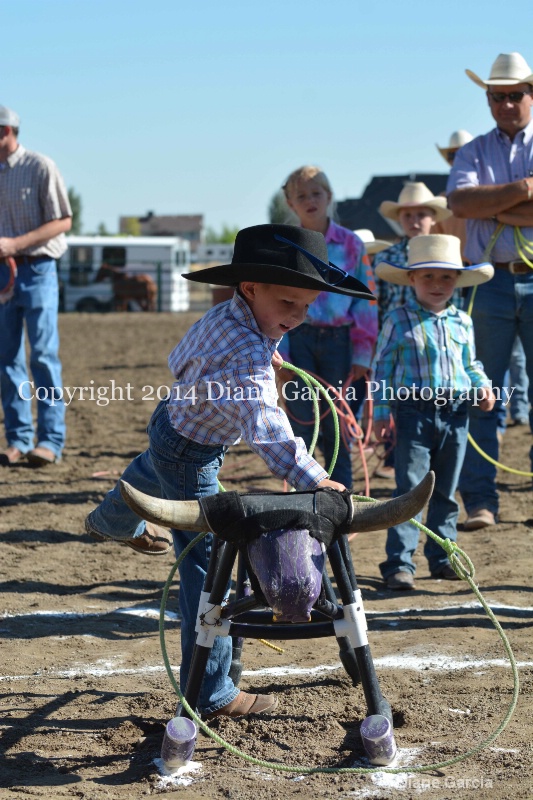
370, 235, 495, 590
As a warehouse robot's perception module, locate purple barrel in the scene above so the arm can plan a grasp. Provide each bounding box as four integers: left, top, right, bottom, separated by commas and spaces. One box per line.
160, 716, 198, 771
360, 714, 397, 765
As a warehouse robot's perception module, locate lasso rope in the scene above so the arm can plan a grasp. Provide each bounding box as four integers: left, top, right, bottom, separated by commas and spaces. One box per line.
158, 363, 520, 776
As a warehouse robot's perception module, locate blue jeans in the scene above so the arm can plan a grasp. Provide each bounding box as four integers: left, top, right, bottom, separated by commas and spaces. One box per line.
89, 400, 238, 715
0, 258, 65, 457
380, 398, 468, 579
497, 337, 530, 430
284, 324, 353, 487
459, 270, 533, 515
508, 337, 530, 422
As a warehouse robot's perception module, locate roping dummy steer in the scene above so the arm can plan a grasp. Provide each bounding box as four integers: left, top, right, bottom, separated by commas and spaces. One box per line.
121, 472, 434, 753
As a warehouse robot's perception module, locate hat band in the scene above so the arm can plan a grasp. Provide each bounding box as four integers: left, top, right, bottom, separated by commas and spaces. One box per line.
406, 259, 464, 269
273, 233, 349, 286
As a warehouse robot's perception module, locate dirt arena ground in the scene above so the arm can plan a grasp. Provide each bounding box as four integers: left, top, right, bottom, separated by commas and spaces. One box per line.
1, 311, 532, 800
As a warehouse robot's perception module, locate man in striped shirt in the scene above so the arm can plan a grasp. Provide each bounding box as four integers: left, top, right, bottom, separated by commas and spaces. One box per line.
447, 52, 533, 530
0, 105, 72, 467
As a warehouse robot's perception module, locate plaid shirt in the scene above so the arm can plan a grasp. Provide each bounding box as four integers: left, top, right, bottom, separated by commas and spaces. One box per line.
167, 292, 328, 489
372, 238, 415, 327
370, 297, 491, 421
0, 145, 71, 259
278, 220, 378, 368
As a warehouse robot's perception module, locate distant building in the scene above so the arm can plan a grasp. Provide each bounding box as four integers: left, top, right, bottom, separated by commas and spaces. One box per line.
119, 212, 204, 253
336, 173, 449, 240
194, 243, 234, 264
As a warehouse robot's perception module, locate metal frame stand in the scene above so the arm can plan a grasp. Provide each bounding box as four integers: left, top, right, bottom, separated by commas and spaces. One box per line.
180, 535, 392, 723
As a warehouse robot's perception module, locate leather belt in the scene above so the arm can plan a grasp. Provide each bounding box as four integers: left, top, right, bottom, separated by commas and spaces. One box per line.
493, 260, 530, 275
9, 255, 50, 266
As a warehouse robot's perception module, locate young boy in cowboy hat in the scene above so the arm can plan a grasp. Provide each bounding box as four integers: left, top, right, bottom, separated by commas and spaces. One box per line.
85, 223, 374, 719
376, 182, 454, 326
372, 182, 454, 478
370, 234, 496, 590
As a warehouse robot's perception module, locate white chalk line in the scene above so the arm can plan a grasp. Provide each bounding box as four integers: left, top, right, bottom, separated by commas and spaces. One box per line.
2, 653, 532, 683
0, 606, 180, 621
1, 601, 529, 681
2, 598, 531, 622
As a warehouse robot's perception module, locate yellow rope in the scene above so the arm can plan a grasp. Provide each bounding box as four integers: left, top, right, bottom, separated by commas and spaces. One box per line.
258, 638, 284, 653
465, 228, 532, 474
467, 432, 533, 476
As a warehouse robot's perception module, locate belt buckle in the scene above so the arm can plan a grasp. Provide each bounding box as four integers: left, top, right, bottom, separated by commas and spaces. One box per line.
509, 260, 527, 275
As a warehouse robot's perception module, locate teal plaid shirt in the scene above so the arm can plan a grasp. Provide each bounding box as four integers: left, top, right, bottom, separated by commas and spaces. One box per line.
370, 298, 491, 421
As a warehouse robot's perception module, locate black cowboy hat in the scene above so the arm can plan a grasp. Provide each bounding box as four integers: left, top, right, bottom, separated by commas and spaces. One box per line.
183, 224, 374, 299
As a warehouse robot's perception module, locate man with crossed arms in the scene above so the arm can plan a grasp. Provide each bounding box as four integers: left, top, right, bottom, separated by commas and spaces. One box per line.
448, 52, 533, 530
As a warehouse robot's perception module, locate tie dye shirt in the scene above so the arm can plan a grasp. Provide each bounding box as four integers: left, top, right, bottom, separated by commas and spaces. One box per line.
278, 220, 378, 367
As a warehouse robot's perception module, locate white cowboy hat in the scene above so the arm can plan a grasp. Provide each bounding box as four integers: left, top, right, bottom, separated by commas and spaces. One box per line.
466, 52, 533, 89
379, 182, 452, 223
436, 130, 474, 163
374, 234, 494, 288
353, 229, 391, 256
0, 105, 20, 127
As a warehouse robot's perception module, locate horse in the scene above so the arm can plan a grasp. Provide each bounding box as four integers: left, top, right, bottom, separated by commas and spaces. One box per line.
94, 263, 158, 312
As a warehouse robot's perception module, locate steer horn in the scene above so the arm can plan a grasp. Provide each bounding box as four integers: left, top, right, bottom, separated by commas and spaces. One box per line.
119, 471, 434, 533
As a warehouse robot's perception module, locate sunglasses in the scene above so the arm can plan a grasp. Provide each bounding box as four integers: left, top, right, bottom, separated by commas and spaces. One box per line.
274, 233, 348, 285
488, 90, 531, 103
447, 151, 457, 164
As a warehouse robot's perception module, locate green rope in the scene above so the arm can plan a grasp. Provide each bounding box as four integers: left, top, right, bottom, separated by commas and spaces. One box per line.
281, 361, 340, 478
159, 522, 519, 775
158, 363, 520, 775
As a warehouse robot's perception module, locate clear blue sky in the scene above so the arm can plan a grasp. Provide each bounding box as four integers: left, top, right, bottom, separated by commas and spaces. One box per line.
4, 0, 533, 235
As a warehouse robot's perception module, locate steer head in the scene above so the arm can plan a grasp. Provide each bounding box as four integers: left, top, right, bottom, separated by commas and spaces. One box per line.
119, 471, 435, 542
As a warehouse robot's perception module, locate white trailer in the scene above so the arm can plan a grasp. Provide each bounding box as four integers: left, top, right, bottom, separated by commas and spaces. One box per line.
58, 235, 190, 312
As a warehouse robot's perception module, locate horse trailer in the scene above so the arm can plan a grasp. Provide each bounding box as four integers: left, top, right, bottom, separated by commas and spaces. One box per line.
58, 236, 191, 312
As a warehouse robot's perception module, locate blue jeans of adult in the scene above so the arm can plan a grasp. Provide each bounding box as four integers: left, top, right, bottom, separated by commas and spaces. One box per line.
284, 324, 353, 488
496, 337, 529, 430
508, 337, 530, 422
379, 398, 468, 579
0, 258, 65, 457
89, 400, 237, 716
459, 270, 533, 516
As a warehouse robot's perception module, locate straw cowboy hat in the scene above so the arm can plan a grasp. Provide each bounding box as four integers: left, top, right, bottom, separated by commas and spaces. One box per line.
436, 130, 474, 164
466, 52, 533, 89
374, 234, 494, 288
354, 229, 391, 256
379, 182, 451, 223
184, 224, 375, 299
0, 105, 20, 126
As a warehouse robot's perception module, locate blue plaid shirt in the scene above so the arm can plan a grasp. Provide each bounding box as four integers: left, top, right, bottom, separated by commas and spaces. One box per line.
370, 298, 491, 422
167, 292, 328, 489
372, 238, 415, 327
